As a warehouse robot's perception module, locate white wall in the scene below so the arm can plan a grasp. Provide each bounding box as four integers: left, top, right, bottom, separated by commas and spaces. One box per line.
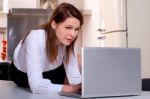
9, 0, 37, 8
58, 0, 82, 10
0, 0, 8, 26
127, 0, 150, 78
0, 14, 7, 27
82, 0, 101, 47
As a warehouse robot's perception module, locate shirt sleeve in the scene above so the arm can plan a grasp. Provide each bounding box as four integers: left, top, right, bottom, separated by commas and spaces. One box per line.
63, 52, 81, 85
23, 30, 63, 94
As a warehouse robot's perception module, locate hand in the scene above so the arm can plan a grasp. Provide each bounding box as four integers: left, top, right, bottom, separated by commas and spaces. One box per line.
61, 84, 81, 93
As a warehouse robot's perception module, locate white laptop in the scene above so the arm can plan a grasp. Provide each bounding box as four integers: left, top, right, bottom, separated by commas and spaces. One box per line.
59, 47, 141, 98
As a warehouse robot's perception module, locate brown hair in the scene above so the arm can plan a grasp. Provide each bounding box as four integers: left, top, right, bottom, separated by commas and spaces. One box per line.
41, 3, 83, 64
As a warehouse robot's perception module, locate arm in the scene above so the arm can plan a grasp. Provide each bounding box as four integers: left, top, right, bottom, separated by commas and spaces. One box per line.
62, 52, 81, 92
24, 30, 63, 94
63, 52, 81, 85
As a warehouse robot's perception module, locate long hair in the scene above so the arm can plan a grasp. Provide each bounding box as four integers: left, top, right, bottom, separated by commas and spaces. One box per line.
41, 3, 83, 64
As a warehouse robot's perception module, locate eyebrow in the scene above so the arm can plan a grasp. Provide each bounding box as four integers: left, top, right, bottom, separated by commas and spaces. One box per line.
65, 25, 80, 28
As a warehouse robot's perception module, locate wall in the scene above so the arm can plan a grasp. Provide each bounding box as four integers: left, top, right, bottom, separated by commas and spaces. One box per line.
9, 0, 37, 8
82, 0, 101, 47
0, 14, 7, 27
127, 0, 150, 78
58, 0, 82, 10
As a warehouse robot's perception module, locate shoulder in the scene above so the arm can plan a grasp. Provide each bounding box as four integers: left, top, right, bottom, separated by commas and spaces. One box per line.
26, 29, 45, 42
23, 29, 46, 47
29, 29, 45, 38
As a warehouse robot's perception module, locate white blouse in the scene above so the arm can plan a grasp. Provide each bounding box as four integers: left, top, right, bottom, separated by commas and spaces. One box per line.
13, 29, 81, 94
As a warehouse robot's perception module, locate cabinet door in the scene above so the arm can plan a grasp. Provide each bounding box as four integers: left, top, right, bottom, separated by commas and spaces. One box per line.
100, 32, 126, 47
99, 0, 127, 47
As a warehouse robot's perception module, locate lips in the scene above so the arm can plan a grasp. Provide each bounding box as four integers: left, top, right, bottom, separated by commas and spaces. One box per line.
66, 38, 73, 43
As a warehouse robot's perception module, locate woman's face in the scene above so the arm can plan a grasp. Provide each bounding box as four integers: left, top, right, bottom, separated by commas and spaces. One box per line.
52, 17, 81, 46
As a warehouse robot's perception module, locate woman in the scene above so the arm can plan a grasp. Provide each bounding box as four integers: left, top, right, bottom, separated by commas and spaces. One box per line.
9, 3, 83, 94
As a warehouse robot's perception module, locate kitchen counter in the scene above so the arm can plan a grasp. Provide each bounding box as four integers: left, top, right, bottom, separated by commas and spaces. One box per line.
0, 80, 150, 99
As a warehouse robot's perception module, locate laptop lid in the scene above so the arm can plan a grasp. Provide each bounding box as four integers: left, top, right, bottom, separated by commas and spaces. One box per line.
81, 47, 141, 98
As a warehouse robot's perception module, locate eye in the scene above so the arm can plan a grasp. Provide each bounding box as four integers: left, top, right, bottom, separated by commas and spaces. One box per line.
75, 27, 80, 31
65, 26, 72, 30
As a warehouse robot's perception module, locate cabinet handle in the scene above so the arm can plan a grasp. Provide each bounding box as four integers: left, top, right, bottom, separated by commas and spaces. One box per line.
101, 29, 127, 34
97, 28, 106, 32
97, 36, 106, 40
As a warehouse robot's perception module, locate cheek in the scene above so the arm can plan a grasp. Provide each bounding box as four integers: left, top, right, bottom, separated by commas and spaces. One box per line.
55, 28, 66, 39
56, 26, 65, 34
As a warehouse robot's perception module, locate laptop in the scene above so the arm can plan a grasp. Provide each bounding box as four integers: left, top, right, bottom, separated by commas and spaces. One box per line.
59, 47, 141, 98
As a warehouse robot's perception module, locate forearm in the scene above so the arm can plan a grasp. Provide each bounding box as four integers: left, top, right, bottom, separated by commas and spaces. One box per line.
61, 84, 81, 93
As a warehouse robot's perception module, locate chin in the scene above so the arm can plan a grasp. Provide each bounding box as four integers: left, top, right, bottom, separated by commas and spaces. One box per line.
63, 42, 71, 46
61, 40, 72, 46
64, 43, 71, 46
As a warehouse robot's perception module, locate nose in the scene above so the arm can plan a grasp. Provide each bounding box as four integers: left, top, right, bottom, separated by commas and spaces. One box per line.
70, 29, 77, 38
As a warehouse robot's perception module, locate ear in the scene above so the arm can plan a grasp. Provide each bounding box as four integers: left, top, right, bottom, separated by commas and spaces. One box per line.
51, 20, 57, 29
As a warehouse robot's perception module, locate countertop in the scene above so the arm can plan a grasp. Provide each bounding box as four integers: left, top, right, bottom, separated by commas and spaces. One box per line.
0, 80, 150, 99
